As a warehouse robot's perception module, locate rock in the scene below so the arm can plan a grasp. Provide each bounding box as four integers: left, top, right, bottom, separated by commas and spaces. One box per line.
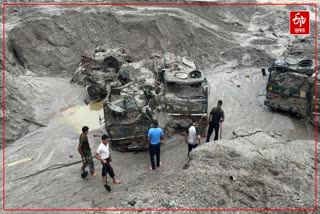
128, 200, 136, 206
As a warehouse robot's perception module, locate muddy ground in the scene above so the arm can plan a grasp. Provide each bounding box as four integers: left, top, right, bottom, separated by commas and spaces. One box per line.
1, 0, 319, 213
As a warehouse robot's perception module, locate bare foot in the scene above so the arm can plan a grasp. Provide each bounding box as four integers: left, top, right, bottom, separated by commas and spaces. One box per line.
113, 179, 121, 184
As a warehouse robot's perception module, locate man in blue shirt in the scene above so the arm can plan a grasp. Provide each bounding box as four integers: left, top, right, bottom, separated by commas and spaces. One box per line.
147, 119, 164, 170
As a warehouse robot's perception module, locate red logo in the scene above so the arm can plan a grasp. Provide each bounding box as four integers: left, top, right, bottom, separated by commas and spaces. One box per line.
290, 11, 310, 34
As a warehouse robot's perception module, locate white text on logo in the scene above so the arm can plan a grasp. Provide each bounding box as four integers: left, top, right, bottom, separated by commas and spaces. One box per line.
292, 13, 306, 27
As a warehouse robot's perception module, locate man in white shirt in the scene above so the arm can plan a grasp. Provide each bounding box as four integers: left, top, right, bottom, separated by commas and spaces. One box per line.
185, 118, 201, 156
95, 134, 121, 184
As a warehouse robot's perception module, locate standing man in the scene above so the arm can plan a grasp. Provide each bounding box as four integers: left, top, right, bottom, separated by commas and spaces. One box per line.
95, 134, 121, 184
147, 119, 164, 170
185, 118, 201, 156
78, 126, 97, 177
206, 100, 224, 142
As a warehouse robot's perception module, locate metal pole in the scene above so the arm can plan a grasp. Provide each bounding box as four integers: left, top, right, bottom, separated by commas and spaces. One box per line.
219, 122, 222, 140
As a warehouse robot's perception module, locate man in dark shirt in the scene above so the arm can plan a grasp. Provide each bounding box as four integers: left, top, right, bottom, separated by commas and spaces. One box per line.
206, 100, 224, 142
78, 126, 97, 176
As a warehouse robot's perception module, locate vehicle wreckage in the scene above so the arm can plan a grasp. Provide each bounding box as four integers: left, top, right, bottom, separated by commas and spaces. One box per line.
159, 53, 209, 128
262, 37, 319, 127
71, 47, 132, 103
99, 81, 159, 151
72, 49, 209, 151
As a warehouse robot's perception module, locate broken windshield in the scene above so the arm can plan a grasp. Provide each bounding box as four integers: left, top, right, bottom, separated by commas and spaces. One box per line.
165, 82, 204, 99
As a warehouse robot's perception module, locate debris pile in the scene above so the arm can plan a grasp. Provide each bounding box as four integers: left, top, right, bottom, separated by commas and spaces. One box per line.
70, 49, 210, 150
70, 47, 133, 102
71, 48, 167, 150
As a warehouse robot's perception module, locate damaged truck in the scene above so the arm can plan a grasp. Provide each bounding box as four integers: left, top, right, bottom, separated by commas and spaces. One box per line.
71, 47, 132, 103
98, 62, 160, 152
263, 52, 319, 127
73, 49, 209, 150
159, 53, 209, 128
100, 81, 157, 151
72, 48, 157, 151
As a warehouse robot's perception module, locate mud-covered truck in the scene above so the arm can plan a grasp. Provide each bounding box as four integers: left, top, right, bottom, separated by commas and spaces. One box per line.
263, 56, 319, 126
101, 82, 157, 151
159, 54, 209, 128
73, 48, 161, 151
263, 36, 319, 125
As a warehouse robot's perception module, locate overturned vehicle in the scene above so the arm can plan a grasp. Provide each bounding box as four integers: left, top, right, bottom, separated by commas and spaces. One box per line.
159, 53, 209, 128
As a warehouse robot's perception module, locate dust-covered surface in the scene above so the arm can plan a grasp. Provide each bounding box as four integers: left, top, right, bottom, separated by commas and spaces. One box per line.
1, 0, 319, 212
3, 126, 318, 212
117, 128, 316, 209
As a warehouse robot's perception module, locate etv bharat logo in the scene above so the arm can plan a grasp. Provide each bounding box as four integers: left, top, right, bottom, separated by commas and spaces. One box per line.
290, 11, 310, 35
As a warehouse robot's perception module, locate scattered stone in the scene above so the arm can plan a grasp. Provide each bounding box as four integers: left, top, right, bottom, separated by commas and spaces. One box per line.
128, 200, 136, 206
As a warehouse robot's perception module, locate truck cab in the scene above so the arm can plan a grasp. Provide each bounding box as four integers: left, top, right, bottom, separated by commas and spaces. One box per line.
102, 82, 155, 151
161, 57, 209, 128
264, 58, 314, 117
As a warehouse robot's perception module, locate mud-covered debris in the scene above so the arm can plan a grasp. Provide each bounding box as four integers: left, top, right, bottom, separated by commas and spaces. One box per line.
71, 48, 133, 102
